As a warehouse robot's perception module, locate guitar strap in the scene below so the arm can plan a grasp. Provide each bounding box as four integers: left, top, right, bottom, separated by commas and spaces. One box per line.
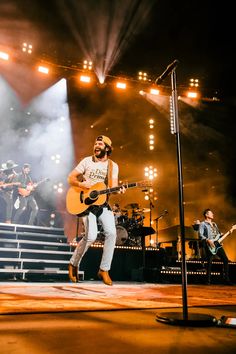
91, 155, 113, 187
107, 159, 113, 188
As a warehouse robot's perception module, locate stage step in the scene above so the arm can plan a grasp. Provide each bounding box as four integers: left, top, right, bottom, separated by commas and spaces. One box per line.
0, 223, 78, 282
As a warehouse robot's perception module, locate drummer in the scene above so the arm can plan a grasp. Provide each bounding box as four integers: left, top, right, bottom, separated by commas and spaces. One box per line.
112, 203, 121, 225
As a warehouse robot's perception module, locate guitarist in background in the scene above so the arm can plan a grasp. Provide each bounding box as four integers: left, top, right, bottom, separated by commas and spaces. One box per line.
13, 163, 39, 225
68, 135, 125, 286
198, 208, 234, 285
0, 160, 19, 223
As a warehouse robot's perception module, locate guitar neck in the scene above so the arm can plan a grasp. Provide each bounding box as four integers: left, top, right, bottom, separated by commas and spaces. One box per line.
34, 178, 49, 188
99, 182, 138, 195
219, 230, 231, 244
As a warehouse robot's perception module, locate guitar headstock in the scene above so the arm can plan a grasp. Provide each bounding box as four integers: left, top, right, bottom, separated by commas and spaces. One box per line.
231, 224, 236, 232
137, 180, 153, 188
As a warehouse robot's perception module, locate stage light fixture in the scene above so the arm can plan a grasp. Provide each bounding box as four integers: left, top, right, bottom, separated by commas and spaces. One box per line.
116, 82, 126, 89
22, 42, 33, 54
187, 91, 198, 98
80, 75, 91, 83
189, 78, 199, 87
83, 60, 93, 70
144, 166, 157, 180
169, 96, 176, 134
148, 118, 155, 129
138, 71, 147, 81
38, 66, 49, 74
149, 134, 155, 150
0, 51, 9, 61
150, 88, 159, 95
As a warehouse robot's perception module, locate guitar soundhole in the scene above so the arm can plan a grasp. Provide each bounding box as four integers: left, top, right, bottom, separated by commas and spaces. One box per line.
84, 197, 97, 205
90, 190, 99, 200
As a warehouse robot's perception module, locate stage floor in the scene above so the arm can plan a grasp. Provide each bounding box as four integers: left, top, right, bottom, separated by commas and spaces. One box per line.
0, 281, 236, 314
0, 282, 236, 354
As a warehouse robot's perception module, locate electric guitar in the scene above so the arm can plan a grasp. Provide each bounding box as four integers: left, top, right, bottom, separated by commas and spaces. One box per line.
18, 178, 50, 197
207, 224, 236, 255
0, 182, 21, 189
66, 180, 152, 216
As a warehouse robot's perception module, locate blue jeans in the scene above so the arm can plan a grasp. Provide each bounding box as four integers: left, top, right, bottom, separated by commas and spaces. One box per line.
70, 207, 117, 271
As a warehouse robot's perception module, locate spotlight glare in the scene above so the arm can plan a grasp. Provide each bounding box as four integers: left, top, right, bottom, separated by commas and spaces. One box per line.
38, 66, 49, 74
0, 51, 9, 60
22, 42, 33, 54
150, 88, 159, 95
116, 82, 126, 89
187, 91, 198, 98
99, 77, 105, 84
80, 75, 91, 83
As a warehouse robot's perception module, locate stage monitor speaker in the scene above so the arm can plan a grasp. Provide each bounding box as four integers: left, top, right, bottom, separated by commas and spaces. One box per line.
130, 226, 155, 237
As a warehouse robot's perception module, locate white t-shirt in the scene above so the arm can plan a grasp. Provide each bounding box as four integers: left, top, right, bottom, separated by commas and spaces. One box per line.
75, 156, 119, 186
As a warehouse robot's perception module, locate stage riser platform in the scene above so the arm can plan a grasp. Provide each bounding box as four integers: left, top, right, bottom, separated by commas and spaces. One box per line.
0, 223, 235, 284
78, 246, 236, 284
0, 223, 83, 281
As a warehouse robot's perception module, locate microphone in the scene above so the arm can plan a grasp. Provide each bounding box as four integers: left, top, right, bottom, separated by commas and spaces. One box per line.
164, 209, 168, 214
155, 59, 179, 85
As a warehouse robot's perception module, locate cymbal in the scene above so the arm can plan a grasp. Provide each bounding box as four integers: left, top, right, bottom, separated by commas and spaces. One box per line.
142, 208, 151, 213
135, 208, 151, 213
125, 203, 139, 209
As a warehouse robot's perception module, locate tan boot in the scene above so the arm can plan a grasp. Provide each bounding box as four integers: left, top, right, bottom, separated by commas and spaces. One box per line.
68, 263, 79, 283
98, 269, 113, 286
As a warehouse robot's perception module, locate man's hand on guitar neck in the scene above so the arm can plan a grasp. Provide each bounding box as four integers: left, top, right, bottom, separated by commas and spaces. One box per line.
229, 225, 236, 234
118, 185, 126, 194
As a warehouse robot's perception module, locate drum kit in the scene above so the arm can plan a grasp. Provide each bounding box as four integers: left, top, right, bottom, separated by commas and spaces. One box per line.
97, 202, 152, 246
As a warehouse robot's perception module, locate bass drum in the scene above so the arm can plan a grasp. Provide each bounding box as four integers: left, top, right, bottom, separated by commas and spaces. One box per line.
116, 225, 128, 246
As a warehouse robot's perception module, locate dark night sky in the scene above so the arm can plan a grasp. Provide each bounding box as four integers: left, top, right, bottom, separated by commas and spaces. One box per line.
1, 0, 236, 242
0, 0, 235, 99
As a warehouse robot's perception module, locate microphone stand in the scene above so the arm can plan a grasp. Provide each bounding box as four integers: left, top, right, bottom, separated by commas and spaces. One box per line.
153, 211, 167, 247
149, 198, 154, 245
155, 62, 216, 326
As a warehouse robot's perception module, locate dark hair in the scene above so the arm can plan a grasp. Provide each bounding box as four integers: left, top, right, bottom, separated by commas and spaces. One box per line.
23, 163, 31, 169
203, 208, 211, 217
106, 146, 112, 156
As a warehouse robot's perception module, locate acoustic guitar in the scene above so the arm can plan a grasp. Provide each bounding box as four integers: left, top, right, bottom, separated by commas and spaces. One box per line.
66, 180, 151, 216
207, 224, 236, 255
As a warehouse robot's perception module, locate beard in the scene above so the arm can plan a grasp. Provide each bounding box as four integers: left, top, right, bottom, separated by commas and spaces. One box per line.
94, 147, 106, 158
